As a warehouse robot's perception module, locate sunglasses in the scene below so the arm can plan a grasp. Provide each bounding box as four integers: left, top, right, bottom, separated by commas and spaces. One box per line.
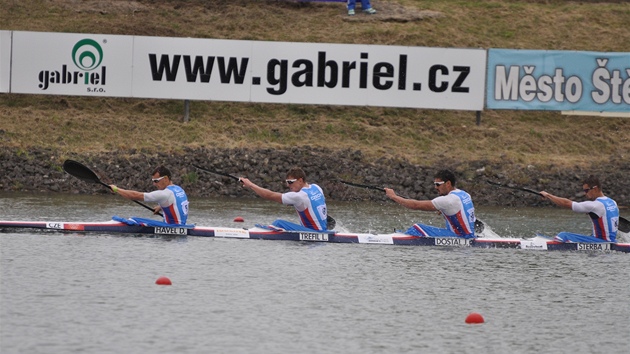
433, 181, 446, 186
152, 176, 166, 183
583, 186, 596, 193
285, 179, 298, 185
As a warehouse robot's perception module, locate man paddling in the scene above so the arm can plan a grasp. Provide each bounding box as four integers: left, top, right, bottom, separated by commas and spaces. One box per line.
385, 169, 477, 239
540, 175, 619, 243
110, 165, 189, 225
240, 167, 330, 231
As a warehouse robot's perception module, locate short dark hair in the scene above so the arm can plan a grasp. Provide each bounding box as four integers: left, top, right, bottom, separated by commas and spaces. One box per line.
153, 165, 172, 179
434, 169, 456, 186
286, 167, 306, 181
583, 175, 600, 189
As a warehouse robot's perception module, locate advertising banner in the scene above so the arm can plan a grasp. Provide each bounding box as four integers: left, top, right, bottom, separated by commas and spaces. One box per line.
10, 31, 134, 97
7, 31, 487, 110
487, 49, 630, 112
131, 36, 487, 110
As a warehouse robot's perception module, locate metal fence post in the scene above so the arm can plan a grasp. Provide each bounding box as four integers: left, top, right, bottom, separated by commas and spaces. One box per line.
183, 100, 190, 123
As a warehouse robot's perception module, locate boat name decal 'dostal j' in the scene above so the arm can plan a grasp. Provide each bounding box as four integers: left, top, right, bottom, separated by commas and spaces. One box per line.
434, 238, 470, 247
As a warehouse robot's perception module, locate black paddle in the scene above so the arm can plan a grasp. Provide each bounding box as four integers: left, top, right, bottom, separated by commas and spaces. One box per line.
340, 180, 484, 234
339, 179, 411, 198
192, 164, 240, 181
194, 164, 337, 230
486, 180, 541, 196
339, 180, 385, 192
62, 159, 162, 217
487, 180, 630, 233
326, 215, 336, 230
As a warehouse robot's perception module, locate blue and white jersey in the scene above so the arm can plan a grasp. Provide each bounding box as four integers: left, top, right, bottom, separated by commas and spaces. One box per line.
572, 196, 619, 242
431, 189, 476, 237
144, 185, 189, 225
281, 184, 327, 231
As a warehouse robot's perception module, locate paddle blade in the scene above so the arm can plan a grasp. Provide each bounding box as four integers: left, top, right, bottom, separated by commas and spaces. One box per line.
327, 215, 336, 230
63, 160, 102, 184
63, 159, 159, 216
474, 219, 484, 234
619, 217, 630, 233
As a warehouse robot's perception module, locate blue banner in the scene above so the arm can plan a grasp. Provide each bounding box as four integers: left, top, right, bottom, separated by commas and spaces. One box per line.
487, 49, 630, 112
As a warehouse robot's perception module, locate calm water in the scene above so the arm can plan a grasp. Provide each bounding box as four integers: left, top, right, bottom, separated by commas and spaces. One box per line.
1, 192, 629, 354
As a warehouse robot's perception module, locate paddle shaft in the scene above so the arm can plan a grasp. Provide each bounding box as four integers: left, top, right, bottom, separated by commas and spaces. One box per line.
486, 180, 541, 196
127, 194, 162, 216
339, 180, 385, 192
339, 180, 416, 199
193, 164, 240, 181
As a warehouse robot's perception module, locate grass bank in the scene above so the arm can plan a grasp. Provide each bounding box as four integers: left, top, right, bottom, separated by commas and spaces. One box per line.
1, 0, 629, 167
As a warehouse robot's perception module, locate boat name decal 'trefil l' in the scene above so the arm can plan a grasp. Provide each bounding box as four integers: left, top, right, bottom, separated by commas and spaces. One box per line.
299, 232, 329, 242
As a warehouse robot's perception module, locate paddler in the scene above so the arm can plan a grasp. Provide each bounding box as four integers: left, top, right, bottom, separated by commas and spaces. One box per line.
240, 167, 330, 231
540, 175, 619, 243
110, 165, 189, 225
385, 169, 477, 238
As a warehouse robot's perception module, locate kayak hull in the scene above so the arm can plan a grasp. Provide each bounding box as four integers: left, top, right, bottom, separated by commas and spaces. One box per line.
1, 220, 628, 253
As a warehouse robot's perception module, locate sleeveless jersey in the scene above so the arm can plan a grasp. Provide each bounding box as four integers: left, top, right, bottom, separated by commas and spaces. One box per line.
431, 189, 476, 237
281, 184, 327, 231
144, 185, 189, 225
572, 197, 619, 242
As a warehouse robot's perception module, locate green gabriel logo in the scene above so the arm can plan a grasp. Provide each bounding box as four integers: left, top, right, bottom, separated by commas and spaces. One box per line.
38, 38, 107, 91
72, 39, 103, 70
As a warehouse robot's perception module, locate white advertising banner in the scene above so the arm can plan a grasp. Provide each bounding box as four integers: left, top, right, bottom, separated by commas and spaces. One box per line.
7, 31, 487, 110
0, 31, 11, 93
131, 37, 487, 110
10, 31, 134, 97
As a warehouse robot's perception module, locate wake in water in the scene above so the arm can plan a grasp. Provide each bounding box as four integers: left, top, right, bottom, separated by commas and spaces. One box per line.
616, 231, 630, 243
476, 221, 630, 243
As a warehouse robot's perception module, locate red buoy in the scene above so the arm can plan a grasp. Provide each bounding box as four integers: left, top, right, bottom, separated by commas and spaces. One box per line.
155, 276, 172, 285
465, 312, 484, 324
233, 216, 244, 222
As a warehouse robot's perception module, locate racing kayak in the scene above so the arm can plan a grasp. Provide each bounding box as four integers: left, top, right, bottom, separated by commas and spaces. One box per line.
1, 219, 629, 253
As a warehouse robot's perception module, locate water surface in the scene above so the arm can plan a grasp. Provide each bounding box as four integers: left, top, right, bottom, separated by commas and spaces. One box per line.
1, 192, 628, 354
